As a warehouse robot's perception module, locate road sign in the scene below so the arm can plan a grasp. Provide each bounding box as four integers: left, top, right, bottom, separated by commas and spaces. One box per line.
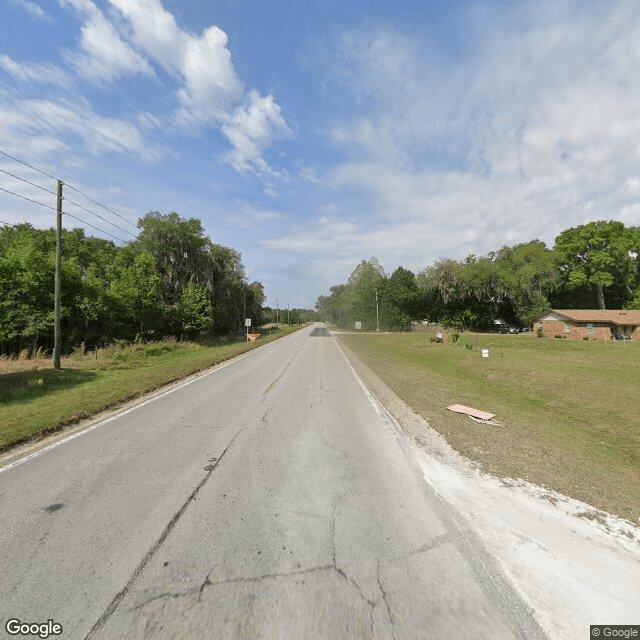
245, 318, 251, 327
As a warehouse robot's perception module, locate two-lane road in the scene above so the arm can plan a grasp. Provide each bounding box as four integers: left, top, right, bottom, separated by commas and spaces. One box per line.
0, 325, 546, 639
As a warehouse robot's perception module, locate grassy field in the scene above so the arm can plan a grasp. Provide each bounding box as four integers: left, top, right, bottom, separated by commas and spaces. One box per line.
0, 326, 301, 451
337, 331, 640, 524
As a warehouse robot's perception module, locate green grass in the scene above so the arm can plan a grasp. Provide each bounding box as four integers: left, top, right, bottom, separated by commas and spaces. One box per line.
0, 327, 301, 451
337, 332, 640, 524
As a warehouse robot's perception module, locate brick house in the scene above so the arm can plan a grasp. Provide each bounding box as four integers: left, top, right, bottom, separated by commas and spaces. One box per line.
533, 309, 640, 340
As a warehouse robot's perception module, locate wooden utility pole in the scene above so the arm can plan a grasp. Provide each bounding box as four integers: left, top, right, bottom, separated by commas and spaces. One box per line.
53, 180, 62, 369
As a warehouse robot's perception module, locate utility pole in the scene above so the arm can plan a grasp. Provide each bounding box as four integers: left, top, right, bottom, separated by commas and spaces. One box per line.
53, 180, 63, 369
375, 289, 380, 332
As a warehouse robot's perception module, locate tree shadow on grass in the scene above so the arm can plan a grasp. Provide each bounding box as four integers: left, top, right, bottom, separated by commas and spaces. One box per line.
0, 367, 97, 405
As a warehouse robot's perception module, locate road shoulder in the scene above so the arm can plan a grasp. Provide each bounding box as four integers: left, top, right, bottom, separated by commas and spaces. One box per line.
336, 337, 640, 640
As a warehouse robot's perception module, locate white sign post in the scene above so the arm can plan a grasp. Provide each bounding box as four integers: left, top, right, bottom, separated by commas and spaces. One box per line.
245, 318, 251, 341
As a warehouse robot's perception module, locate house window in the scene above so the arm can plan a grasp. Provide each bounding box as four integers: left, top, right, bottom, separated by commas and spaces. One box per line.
587, 323, 594, 330
565, 323, 571, 333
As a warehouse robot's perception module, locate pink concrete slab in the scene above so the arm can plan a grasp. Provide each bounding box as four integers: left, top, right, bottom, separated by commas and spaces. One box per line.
447, 404, 496, 421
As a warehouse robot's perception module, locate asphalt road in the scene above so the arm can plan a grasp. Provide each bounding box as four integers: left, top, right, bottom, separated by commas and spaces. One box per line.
0, 325, 546, 639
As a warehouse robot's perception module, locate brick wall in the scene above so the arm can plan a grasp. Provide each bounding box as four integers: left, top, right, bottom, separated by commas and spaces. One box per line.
542, 319, 612, 340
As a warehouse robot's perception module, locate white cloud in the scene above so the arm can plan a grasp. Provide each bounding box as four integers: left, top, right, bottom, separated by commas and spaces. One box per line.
221, 91, 291, 175
301, 0, 640, 283
0, 55, 70, 86
224, 202, 287, 230
106, 0, 287, 171
0, 92, 163, 162
108, 0, 243, 122
10, 0, 51, 21
59, 0, 153, 83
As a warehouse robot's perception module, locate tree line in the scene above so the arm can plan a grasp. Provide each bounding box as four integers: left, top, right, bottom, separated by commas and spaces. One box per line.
0, 211, 266, 355
316, 220, 640, 331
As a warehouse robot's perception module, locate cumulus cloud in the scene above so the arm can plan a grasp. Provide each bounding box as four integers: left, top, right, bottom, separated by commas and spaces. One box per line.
108, 0, 243, 122
42, 0, 289, 173
59, 0, 153, 83
221, 91, 291, 175
106, 0, 287, 170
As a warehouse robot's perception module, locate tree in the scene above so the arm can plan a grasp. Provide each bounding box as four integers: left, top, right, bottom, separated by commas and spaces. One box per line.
0, 212, 267, 353
347, 258, 386, 330
491, 240, 558, 325
316, 284, 350, 326
108, 249, 165, 339
382, 267, 420, 330
134, 211, 213, 306
553, 221, 635, 309
0, 224, 56, 353
175, 282, 213, 339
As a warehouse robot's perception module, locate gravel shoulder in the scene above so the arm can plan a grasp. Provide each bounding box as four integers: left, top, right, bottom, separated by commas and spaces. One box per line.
337, 336, 640, 640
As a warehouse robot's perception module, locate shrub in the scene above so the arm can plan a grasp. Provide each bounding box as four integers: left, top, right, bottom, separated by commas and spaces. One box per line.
451, 332, 460, 344
70, 342, 86, 360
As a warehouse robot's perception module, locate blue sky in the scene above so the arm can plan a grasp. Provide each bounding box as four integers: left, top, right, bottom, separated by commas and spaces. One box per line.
1, 0, 640, 309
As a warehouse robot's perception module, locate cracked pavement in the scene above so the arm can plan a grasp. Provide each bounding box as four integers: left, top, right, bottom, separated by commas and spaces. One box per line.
0, 325, 546, 639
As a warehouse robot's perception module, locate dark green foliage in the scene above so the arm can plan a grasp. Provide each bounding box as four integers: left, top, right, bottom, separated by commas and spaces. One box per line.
317, 221, 639, 331
551, 221, 640, 310
0, 212, 266, 354
316, 259, 423, 331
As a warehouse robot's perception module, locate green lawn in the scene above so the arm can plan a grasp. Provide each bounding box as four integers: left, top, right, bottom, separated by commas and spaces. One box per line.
337, 332, 640, 524
0, 327, 301, 451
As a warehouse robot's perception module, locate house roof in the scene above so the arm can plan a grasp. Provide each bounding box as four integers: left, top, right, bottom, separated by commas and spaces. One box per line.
534, 309, 640, 325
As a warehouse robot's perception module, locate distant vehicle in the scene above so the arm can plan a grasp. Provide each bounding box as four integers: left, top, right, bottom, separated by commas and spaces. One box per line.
498, 325, 520, 334
612, 332, 631, 340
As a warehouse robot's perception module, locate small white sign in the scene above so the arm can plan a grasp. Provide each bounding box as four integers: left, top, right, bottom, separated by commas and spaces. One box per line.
355, 322, 362, 330
482, 349, 489, 358
245, 318, 251, 327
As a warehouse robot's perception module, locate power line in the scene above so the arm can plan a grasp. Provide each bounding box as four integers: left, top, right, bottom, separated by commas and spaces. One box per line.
63, 212, 128, 244
63, 196, 136, 238
0, 167, 57, 196
0, 185, 55, 210
0, 149, 57, 181
0, 147, 138, 230
0, 183, 128, 242
64, 183, 138, 229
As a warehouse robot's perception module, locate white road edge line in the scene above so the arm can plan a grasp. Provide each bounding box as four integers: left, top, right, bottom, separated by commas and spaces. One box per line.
0, 348, 260, 475
334, 336, 515, 604
333, 339, 395, 427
